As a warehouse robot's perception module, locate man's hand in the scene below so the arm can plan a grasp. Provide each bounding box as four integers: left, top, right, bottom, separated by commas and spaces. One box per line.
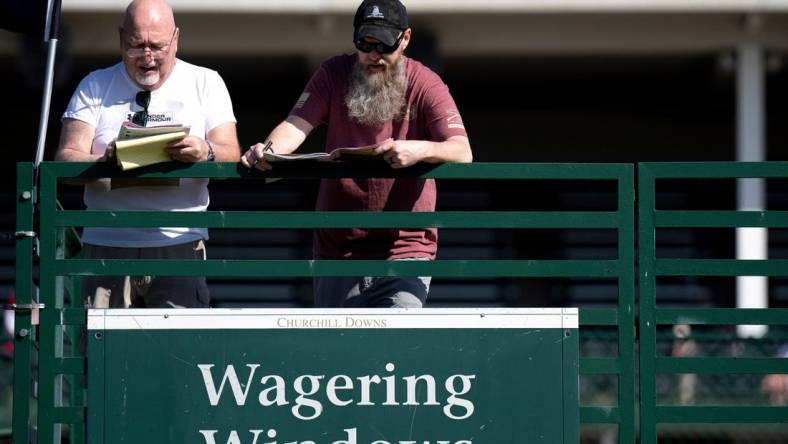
165, 136, 210, 162
241, 142, 273, 171
240, 117, 313, 171
99, 140, 117, 162
373, 136, 472, 168
374, 139, 430, 169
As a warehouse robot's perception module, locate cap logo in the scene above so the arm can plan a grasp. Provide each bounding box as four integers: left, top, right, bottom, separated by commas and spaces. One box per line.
366, 5, 385, 19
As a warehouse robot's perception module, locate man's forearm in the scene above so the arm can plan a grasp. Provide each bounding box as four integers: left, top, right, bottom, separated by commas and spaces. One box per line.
55, 147, 103, 162
205, 123, 241, 162
210, 139, 241, 162
55, 147, 106, 184
424, 137, 473, 164
266, 116, 312, 154
56, 119, 101, 162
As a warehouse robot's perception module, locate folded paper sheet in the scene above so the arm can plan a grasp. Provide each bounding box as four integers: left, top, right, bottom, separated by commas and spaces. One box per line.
262, 138, 393, 162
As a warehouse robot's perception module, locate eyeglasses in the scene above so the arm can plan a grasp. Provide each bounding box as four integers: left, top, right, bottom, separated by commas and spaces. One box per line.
124, 28, 177, 59
354, 33, 403, 55
131, 90, 151, 126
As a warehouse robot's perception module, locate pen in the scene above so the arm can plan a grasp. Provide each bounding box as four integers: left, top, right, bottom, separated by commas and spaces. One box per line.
249, 141, 273, 167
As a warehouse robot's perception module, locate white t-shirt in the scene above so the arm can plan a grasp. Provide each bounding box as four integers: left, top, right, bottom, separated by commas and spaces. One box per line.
63, 60, 236, 247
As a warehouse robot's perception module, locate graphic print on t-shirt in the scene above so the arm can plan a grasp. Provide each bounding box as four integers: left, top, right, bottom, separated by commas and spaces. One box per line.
446, 109, 465, 130
294, 92, 311, 109
125, 97, 184, 126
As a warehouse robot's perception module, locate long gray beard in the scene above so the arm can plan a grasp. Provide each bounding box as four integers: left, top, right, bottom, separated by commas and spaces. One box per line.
345, 60, 407, 126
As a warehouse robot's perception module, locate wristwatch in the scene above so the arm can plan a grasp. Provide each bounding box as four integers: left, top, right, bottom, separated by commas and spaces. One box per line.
206, 140, 216, 162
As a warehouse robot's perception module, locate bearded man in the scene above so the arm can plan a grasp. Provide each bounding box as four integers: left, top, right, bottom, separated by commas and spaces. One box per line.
243, 0, 472, 308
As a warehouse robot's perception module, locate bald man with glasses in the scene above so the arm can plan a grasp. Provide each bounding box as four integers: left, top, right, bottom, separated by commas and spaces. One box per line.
56, 0, 240, 309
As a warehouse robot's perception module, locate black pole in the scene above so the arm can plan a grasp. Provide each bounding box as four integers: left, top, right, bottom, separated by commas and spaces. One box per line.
34, 0, 62, 167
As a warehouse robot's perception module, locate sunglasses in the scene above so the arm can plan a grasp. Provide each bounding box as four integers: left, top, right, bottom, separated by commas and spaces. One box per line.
354, 33, 403, 55
131, 90, 151, 126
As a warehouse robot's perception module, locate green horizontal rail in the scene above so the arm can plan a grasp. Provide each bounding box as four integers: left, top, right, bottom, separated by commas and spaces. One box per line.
656, 259, 788, 277
580, 407, 621, 424
580, 358, 621, 374
643, 161, 788, 178
579, 308, 619, 326
55, 210, 621, 229
42, 161, 631, 180
655, 357, 788, 374
655, 210, 788, 228
656, 406, 788, 423
54, 258, 623, 277
656, 308, 788, 325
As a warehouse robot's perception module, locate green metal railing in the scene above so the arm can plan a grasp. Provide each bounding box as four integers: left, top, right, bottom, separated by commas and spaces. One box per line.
14, 163, 36, 444
638, 162, 788, 444
15, 160, 636, 443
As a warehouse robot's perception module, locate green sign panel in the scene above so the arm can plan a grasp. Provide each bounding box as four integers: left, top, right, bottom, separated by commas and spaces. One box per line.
87, 308, 578, 444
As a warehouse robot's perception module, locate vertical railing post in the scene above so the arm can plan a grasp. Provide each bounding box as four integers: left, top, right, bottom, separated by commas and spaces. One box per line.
37, 164, 62, 443
638, 164, 658, 444
617, 165, 636, 443
67, 277, 86, 444
13, 162, 36, 444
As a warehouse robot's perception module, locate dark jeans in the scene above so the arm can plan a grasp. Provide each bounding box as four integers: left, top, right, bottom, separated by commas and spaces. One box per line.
80, 240, 210, 308
314, 257, 432, 309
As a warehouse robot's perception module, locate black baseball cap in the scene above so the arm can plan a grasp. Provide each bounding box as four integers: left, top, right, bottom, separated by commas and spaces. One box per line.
353, 0, 409, 47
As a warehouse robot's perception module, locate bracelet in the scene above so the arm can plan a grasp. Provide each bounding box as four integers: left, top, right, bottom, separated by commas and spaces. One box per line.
205, 139, 216, 162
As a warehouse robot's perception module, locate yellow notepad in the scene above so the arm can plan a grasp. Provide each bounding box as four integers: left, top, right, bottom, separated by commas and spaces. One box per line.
113, 121, 191, 170
115, 131, 189, 170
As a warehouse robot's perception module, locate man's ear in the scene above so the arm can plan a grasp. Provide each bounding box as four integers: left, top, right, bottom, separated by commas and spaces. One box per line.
400, 28, 412, 51
170, 27, 180, 55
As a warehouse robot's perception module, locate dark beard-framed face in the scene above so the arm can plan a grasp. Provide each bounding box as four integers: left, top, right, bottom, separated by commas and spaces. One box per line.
345, 58, 407, 126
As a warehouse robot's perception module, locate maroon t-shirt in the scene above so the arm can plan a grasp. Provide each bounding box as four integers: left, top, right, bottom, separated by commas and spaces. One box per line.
290, 54, 468, 259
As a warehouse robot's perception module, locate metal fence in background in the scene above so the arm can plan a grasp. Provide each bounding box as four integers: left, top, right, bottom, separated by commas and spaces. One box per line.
638, 161, 788, 444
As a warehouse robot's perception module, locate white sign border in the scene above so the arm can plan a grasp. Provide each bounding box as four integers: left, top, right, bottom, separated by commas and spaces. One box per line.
88, 307, 579, 330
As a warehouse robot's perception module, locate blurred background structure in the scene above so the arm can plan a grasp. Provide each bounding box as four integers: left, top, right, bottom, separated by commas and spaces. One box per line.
2, 1, 788, 442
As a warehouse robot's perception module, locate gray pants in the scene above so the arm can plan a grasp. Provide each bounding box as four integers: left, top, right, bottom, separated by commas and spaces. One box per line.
314, 258, 432, 308
80, 240, 210, 308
